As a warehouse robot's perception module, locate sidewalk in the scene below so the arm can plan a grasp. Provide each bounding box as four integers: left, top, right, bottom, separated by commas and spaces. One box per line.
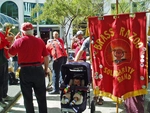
8, 90, 126, 113
0, 85, 21, 113
7, 87, 150, 113
2, 79, 150, 113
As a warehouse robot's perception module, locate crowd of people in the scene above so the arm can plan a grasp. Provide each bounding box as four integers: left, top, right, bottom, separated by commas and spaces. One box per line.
0, 21, 149, 113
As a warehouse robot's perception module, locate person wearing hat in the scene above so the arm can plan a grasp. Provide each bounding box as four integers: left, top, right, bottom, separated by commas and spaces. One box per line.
0, 23, 15, 108
46, 31, 68, 94
8, 22, 49, 113
71, 30, 86, 61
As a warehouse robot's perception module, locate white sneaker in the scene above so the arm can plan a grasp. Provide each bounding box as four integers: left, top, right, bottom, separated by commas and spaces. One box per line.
3, 96, 14, 101
0, 101, 7, 108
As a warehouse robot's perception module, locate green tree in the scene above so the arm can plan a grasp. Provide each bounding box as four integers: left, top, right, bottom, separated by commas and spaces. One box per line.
31, 0, 109, 51
111, 0, 150, 15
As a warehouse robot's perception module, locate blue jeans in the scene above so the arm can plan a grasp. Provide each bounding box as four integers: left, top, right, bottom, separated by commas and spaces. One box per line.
13, 61, 18, 72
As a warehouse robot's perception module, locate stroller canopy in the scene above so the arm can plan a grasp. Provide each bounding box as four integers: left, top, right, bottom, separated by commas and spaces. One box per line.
61, 62, 91, 86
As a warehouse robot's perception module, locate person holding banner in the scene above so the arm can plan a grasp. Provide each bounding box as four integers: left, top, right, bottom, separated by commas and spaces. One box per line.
147, 36, 150, 113
124, 95, 145, 113
124, 35, 149, 113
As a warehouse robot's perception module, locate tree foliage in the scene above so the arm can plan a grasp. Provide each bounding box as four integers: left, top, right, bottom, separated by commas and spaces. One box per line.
111, 0, 150, 15
31, 0, 108, 30
31, 0, 108, 51
31, 0, 150, 29
31, 0, 150, 50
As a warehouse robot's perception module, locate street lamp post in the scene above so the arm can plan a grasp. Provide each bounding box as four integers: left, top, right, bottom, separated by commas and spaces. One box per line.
130, 0, 133, 13
36, 0, 40, 37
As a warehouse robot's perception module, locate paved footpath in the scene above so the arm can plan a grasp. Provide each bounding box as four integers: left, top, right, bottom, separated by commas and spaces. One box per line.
8, 91, 126, 113
3, 78, 150, 113
7, 88, 150, 113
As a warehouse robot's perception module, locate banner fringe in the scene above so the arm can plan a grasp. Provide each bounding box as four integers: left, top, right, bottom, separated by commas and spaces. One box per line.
93, 89, 148, 104
148, 26, 150, 36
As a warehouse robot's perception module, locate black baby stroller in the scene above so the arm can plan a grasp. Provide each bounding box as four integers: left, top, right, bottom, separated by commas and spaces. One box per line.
60, 62, 91, 113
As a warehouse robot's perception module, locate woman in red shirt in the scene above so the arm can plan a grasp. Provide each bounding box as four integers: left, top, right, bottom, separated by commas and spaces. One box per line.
71, 30, 86, 61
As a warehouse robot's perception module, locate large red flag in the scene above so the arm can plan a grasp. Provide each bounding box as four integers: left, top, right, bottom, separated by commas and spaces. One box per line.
88, 12, 148, 103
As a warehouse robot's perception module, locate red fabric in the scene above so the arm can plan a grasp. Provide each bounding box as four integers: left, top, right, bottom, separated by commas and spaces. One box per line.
72, 39, 86, 60
8, 35, 48, 64
74, 47, 86, 60
46, 38, 67, 60
41, 56, 44, 63
72, 39, 84, 49
0, 32, 9, 49
89, 12, 147, 100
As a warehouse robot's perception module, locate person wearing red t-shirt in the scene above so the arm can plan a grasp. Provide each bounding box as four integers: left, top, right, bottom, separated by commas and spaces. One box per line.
0, 23, 15, 108
8, 22, 49, 113
71, 30, 86, 61
46, 31, 68, 94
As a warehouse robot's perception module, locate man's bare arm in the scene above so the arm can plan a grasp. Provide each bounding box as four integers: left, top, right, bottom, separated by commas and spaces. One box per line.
44, 55, 49, 76
74, 50, 84, 61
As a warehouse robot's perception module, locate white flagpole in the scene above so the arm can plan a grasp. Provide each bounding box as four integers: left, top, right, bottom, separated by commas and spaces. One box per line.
130, 0, 133, 13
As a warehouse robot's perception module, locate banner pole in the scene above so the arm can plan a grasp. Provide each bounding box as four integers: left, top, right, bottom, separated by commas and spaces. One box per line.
116, 98, 119, 113
130, 0, 133, 13
116, 0, 119, 113
116, 103, 119, 113
116, 0, 118, 15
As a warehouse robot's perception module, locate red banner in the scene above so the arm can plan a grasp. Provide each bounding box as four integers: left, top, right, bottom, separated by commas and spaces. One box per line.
88, 12, 148, 103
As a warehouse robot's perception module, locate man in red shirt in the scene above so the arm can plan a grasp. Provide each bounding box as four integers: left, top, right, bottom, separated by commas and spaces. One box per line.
46, 31, 67, 94
8, 22, 49, 113
71, 30, 86, 61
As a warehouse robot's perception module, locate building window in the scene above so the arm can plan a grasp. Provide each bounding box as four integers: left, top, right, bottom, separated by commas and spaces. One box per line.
1, 1, 18, 19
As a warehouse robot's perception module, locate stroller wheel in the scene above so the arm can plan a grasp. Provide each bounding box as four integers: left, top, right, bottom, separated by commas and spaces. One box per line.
91, 100, 96, 113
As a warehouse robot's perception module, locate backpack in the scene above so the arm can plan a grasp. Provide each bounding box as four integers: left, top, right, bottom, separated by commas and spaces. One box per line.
8, 72, 19, 85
